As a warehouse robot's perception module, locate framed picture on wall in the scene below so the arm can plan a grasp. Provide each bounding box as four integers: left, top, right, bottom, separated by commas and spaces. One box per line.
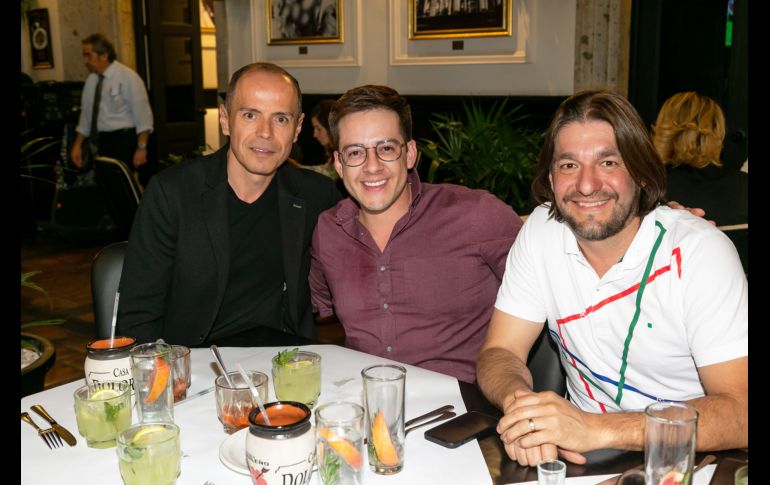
409, 0, 512, 40
267, 0, 344, 45
26, 8, 54, 69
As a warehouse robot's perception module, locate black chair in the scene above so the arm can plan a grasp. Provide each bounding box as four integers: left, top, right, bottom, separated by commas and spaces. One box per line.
526, 326, 567, 396
91, 241, 128, 339
92, 156, 142, 240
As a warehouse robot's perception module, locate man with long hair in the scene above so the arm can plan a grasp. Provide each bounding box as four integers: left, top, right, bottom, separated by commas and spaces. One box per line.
477, 90, 747, 466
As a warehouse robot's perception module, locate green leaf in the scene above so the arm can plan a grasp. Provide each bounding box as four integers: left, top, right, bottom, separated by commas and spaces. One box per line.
274, 347, 299, 366
320, 451, 341, 485
104, 401, 124, 423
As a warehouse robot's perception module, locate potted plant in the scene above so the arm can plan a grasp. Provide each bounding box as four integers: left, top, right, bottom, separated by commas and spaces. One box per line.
418, 99, 544, 215
21, 132, 65, 397
21, 271, 65, 397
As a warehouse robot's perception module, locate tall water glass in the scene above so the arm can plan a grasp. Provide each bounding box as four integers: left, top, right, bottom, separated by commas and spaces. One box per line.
361, 364, 406, 475
130, 342, 174, 423
316, 401, 365, 485
644, 401, 698, 485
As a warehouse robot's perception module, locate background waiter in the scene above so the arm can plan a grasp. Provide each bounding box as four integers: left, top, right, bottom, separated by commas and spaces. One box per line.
70, 33, 154, 187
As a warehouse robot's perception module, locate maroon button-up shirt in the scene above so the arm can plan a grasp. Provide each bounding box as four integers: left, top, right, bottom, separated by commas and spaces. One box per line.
310, 171, 523, 382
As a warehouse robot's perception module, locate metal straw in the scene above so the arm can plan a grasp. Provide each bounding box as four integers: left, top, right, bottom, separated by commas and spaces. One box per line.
109, 291, 120, 344
210, 345, 234, 387
236, 363, 270, 426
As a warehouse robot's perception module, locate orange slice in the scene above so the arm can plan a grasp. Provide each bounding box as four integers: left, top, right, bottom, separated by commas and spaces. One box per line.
144, 356, 171, 404
659, 470, 685, 485
318, 427, 363, 470
371, 411, 399, 466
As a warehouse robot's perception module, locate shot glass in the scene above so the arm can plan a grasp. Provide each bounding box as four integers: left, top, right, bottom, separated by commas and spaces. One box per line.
73, 381, 132, 449
272, 350, 322, 407
537, 459, 566, 485
117, 422, 181, 485
316, 401, 365, 485
644, 401, 698, 485
130, 342, 174, 423
170, 345, 191, 403
734, 465, 748, 485
215, 370, 268, 434
362, 364, 406, 474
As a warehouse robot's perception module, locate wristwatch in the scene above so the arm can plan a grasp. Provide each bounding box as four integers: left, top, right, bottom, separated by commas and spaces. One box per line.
137, 143, 147, 150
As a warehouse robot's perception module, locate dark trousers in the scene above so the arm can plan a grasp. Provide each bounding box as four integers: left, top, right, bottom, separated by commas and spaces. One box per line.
97, 128, 156, 187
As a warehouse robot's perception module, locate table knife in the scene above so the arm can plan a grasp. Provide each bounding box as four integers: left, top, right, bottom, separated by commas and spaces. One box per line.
30, 404, 77, 447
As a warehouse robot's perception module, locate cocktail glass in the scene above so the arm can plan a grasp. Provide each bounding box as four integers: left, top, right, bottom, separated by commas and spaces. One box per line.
170, 345, 191, 403
316, 401, 365, 485
117, 422, 180, 485
130, 342, 174, 423
215, 370, 268, 434
361, 364, 406, 474
734, 465, 748, 485
644, 401, 698, 485
272, 350, 321, 407
73, 381, 132, 449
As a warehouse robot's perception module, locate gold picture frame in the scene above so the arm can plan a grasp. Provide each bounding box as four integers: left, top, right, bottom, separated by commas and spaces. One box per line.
409, 0, 512, 40
267, 0, 344, 45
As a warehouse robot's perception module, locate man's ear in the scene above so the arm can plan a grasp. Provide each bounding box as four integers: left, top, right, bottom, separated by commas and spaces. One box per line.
293, 112, 305, 143
333, 150, 344, 180
218, 104, 230, 137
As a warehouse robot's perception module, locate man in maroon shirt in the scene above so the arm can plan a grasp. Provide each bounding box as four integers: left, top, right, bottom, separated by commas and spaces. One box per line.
309, 85, 524, 382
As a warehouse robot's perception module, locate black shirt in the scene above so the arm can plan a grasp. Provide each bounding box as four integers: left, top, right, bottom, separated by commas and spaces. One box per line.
208, 179, 285, 341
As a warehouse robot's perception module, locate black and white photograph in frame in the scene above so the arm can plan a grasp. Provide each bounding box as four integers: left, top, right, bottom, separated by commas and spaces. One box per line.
267, 0, 343, 45
410, 0, 511, 40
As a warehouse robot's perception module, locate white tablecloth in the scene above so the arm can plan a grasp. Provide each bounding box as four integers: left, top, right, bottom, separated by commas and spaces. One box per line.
21, 344, 492, 484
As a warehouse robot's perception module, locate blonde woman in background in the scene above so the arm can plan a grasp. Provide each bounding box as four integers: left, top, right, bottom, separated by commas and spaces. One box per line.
652, 91, 747, 226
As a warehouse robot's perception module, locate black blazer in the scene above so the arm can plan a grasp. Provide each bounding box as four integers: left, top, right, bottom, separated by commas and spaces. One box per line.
116, 146, 341, 345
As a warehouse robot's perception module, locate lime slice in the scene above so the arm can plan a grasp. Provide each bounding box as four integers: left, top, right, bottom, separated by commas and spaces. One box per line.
287, 360, 314, 369
89, 388, 120, 400
131, 425, 172, 445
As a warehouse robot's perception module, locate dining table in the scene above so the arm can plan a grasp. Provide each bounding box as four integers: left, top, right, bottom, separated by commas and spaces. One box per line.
21, 342, 748, 484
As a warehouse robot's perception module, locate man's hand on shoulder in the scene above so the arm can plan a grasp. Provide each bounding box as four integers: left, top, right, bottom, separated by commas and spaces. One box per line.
667, 201, 715, 225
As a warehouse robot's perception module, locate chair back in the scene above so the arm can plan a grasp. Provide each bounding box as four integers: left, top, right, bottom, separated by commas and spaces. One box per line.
91, 241, 128, 339
526, 326, 567, 395
93, 156, 142, 240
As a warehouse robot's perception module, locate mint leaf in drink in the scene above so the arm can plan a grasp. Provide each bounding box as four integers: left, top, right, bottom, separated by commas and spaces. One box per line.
275, 347, 299, 367
104, 401, 124, 423
320, 451, 341, 485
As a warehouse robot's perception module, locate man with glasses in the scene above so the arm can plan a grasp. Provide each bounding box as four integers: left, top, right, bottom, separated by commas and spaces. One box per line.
309, 85, 523, 383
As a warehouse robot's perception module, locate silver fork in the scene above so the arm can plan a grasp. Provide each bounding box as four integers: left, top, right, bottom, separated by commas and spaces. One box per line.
21, 412, 63, 449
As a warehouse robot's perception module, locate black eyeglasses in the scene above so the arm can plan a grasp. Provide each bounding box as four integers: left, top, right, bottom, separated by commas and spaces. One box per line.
337, 140, 405, 167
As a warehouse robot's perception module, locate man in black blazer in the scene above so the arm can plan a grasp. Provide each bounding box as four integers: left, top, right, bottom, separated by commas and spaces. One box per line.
117, 63, 341, 346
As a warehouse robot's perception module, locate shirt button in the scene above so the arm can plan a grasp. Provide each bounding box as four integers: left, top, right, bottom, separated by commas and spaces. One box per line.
198, 334, 204, 341
379, 265, 386, 272
386, 345, 392, 353
383, 303, 389, 310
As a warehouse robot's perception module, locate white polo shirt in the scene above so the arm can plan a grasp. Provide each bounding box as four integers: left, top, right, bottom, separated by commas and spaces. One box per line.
496, 204, 748, 413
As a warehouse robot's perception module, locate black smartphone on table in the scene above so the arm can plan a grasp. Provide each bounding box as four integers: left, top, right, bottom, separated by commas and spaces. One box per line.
424, 411, 499, 449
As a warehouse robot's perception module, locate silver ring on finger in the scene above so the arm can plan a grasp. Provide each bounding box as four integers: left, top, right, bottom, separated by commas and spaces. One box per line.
528, 418, 536, 433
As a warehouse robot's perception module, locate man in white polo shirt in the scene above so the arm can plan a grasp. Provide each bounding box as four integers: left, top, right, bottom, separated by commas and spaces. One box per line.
476, 90, 748, 467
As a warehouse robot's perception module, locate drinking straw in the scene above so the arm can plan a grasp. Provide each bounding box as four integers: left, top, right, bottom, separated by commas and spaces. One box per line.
236, 363, 271, 426
109, 291, 120, 344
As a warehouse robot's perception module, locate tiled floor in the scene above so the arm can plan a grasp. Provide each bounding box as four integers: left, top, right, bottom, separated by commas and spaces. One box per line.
21, 229, 346, 391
